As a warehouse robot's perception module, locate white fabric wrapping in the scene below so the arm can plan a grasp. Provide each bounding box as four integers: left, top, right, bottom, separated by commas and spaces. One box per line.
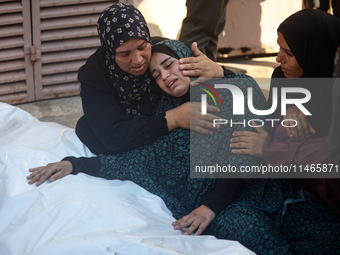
0, 103, 254, 255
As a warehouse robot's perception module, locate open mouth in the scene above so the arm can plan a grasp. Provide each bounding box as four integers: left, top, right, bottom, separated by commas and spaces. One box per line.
168, 79, 178, 89
133, 64, 145, 72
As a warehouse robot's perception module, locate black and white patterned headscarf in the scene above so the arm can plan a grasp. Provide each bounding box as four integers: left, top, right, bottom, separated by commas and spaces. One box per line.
97, 3, 160, 116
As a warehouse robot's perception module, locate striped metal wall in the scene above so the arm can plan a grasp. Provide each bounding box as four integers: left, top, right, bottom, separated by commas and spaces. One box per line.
0, 0, 116, 104
0, 0, 34, 104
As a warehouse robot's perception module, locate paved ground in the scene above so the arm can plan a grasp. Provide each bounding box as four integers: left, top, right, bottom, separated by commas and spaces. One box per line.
16, 55, 278, 129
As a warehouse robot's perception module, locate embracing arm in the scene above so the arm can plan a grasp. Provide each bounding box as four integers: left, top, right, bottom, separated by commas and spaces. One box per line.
80, 82, 168, 154
262, 131, 339, 166
77, 48, 169, 155
230, 123, 338, 166
79, 45, 227, 153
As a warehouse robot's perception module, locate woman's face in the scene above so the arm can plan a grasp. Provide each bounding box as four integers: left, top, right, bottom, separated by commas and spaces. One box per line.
149, 52, 190, 97
115, 38, 151, 76
276, 32, 303, 78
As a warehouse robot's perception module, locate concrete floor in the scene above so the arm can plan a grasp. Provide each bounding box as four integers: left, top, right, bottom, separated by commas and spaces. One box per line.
16, 96, 83, 129
15, 55, 278, 129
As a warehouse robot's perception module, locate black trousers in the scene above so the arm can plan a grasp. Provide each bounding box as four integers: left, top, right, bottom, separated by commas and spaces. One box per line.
303, 0, 340, 19
179, 0, 229, 61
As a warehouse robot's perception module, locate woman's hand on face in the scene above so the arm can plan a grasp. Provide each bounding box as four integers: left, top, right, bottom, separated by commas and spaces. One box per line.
165, 102, 220, 134
178, 42, 224, 82
283, 106, 316, 138
27, 161, 73, 186
172, 205, 216, 236
230, 122, 269, 158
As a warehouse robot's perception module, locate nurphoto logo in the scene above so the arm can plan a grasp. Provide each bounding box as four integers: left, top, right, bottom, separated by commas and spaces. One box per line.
201, 84, 312, 128
198, 82, 223, 114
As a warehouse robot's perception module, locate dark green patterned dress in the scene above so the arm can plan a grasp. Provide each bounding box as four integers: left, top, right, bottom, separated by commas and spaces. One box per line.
68, 39, 340, 254
84, 75, 340, 254
96, 73, 269, 219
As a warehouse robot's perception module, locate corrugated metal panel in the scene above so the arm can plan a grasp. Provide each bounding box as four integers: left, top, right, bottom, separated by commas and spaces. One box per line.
32, 0, 116, 100
0, 0, 34, 104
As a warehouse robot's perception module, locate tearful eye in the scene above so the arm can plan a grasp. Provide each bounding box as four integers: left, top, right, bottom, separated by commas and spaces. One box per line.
166, 62, 173, 68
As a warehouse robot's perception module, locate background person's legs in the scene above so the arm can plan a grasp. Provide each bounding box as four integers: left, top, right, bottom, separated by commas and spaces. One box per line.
303, 0, 320, 8
331, 0, 340, 18
304, 0, 340, 19
319, 0, 331, 11
179, 0, 229, 61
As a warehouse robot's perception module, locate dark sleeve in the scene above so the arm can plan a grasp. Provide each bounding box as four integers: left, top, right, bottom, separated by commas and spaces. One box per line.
263, 124, 338, 167
221, 65, 235, 77
63, 156, 101, 176
78, 49, 169, 154
202, 179, 245, 215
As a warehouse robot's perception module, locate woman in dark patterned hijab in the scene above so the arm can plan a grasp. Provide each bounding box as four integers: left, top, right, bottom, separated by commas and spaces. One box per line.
75, 3, 225, 156
97, 3, 160, 116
